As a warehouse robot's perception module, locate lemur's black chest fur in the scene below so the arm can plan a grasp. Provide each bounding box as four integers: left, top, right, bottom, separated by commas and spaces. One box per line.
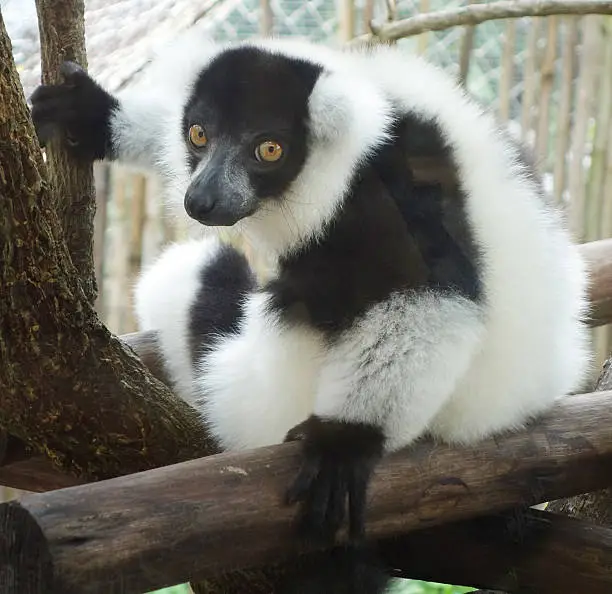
265, 113, 483, 336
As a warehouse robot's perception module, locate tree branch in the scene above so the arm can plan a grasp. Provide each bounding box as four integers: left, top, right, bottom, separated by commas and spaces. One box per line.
378, 509, 612, 594
2, 390, 612, 593
368, 1, 612, 43
34, 0, 97, 304
547, 356, 612, 521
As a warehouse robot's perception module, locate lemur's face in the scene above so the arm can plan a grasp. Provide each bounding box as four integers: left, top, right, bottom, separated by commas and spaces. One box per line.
181, 47, 322, 226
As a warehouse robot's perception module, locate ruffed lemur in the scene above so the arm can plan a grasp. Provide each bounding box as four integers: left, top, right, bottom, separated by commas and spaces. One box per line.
31, 32, 591, 592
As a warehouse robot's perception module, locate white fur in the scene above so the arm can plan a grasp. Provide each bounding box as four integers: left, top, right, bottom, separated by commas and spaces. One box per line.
134, 237, 222, 405
347, 47, 591, 443
314, 292, 485, 451
195, 292, 325, 449
131, 36, 591, 454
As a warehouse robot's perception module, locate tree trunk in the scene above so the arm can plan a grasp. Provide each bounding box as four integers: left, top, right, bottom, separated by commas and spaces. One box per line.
34, 0, 97, 305
0, 3, 214, 488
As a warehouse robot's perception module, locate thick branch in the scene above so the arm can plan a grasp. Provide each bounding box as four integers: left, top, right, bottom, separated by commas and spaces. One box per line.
1, 391, 612, 593
369, 1, 612, 42
34, 0, 97, 304
583, 239, 612, 327
547, 356, 612, 521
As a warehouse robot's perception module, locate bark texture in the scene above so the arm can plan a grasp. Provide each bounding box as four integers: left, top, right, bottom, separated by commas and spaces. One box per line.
547, 357, 612, 522
34, 0, 97, 304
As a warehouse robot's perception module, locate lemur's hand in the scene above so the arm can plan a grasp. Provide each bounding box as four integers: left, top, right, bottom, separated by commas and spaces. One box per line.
30, 61, 118, 161
284, 415, 384, 544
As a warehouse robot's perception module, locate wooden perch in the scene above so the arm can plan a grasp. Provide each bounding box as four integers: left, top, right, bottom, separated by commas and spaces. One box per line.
583, 238, 612, 327
378, 508, 612, 594
369, 1, 612, 43
1, 390, 612, 594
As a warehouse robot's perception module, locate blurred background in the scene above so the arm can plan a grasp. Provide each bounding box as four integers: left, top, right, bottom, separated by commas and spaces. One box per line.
2, 1, 612, 592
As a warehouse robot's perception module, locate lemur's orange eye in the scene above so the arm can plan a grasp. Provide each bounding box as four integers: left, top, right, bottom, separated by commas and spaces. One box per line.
255, 140, 283, 163
189, 124, 208, 148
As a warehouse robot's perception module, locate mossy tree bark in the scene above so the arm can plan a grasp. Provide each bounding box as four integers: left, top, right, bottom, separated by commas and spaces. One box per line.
34, 0, 97, 304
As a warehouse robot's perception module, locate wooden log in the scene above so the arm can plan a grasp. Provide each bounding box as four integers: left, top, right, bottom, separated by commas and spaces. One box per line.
546, 356, 612, 520
1, 391, 612, 594
583, 238, 612, 327
0, 455, 84, 493
378, 509, 612, 594
0, 501, 52, 592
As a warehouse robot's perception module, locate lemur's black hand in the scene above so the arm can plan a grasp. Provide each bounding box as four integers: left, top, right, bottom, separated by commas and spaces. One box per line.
284, 415, 384, 543
30, 61, 118, 161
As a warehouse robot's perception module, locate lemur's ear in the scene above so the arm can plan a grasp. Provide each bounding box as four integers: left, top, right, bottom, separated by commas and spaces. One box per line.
307, 71, 392, 146
307, 72, 353, 141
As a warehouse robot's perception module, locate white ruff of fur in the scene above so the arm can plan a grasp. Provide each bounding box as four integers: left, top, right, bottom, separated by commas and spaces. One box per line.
348, 47, 591, 444
194, 292, 325, 449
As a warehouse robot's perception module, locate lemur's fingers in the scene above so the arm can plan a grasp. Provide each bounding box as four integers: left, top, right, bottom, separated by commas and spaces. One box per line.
285, 455, 318, 505
59, 60, 87, 83
285, 415, 383, 545
284, 419, 309, 442
347, 462, 371, 541
325, 466, 347, 536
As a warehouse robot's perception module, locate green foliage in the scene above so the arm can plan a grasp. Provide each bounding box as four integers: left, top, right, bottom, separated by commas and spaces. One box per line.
387, 579, 475, 593
146, 586, 191, 594
146, 580, 475, 594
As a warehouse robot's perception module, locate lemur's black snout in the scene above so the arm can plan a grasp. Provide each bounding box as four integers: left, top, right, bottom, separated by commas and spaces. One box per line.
184, 174, 253, 227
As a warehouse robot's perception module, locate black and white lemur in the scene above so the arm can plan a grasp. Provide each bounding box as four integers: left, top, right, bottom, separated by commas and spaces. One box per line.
31, 31, 591, 592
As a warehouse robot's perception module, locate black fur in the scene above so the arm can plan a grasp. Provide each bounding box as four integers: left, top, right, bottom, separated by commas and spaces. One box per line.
285, 416, 384, 543
30, 61, 118, 161
266, 164, 431, 333
373, 114, 483, 301
188, 244, 257, 366
182, 47, 322, 198
266, 112, 483, 336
